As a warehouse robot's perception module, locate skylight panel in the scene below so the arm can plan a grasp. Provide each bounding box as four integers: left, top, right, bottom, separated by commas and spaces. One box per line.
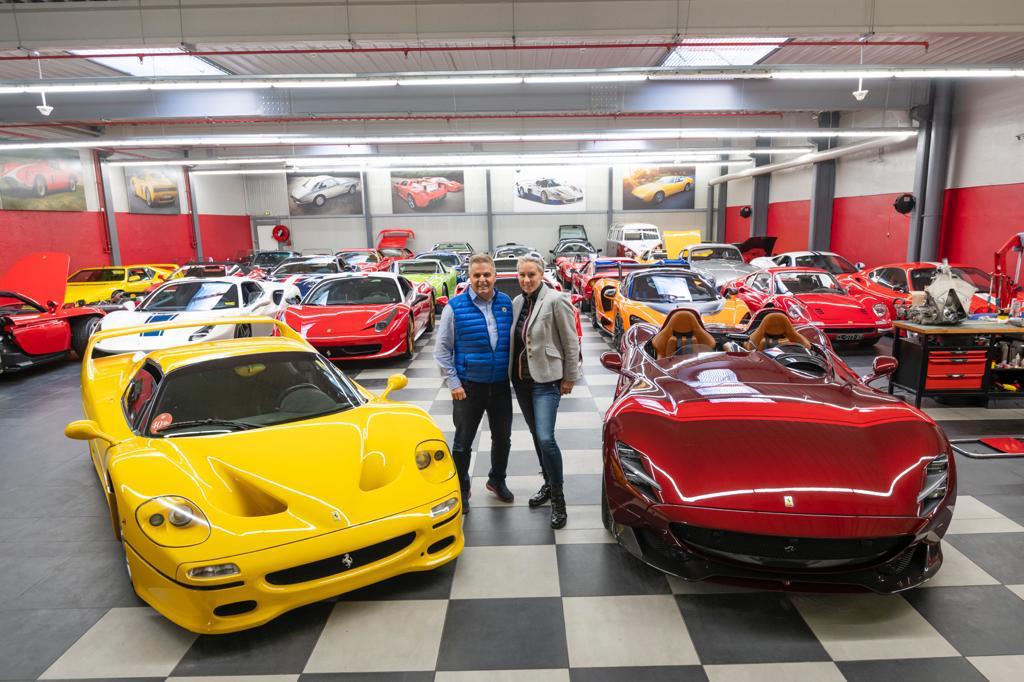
661, 37, 788, 67
68, 47, 228, 77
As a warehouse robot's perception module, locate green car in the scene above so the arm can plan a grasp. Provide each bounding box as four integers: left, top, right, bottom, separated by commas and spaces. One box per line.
391, 259, 458, 306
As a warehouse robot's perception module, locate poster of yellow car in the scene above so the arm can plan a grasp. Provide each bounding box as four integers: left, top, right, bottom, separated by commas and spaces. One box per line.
622, 166, 696, 210
125, 167, 182, 214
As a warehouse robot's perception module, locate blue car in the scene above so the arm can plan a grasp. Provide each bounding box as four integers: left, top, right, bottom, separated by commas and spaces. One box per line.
415, 251, 467, 282
267, 256, 349, 296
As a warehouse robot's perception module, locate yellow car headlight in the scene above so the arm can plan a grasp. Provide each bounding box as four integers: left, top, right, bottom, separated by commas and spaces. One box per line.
136, 496, 211, 547
416, 439, 455, 484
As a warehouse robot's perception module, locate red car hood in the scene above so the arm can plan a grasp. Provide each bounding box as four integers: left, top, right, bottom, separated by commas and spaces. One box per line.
791, 294, 875, 323
283, 304, 401, 338
0, 252, 69, 308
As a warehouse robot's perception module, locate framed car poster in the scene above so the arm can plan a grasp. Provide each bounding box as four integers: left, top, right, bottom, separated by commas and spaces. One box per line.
512, 167, 586, 212
286, 172, 363, 216
0, 150, 86, 212
389, 169, 466, 214
622, 166, 696, 210
124, 166, 183, 214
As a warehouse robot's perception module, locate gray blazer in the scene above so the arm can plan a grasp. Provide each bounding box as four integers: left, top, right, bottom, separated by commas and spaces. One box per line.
509, 284, 582, 384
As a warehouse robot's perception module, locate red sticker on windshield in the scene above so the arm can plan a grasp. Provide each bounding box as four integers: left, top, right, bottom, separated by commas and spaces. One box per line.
151, 413, 173, 432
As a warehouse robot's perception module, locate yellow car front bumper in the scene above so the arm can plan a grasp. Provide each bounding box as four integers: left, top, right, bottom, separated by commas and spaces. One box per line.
125, 492, 463, 634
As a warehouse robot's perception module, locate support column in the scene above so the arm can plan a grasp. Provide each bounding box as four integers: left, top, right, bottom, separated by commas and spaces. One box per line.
907, 83, 935, 261
808, 111, 839, 251
919, 80, 954, 262
485, 169, 494, 252
361, 171, 373, 247
98, 160, 121, 266
713, 154, 729, 243
750, 139, 771, 237
185, 168, 203, 261
705, 182, 715, 237
607, 167, 614, 237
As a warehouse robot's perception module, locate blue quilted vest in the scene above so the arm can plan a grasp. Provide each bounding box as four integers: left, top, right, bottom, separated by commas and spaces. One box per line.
451, 290, 513, 384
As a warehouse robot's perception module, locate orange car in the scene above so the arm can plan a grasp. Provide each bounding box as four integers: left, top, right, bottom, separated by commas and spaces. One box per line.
591, 267, 750, 345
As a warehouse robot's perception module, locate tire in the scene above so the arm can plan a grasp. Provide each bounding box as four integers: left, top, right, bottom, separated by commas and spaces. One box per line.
34, 175, 47, 197
314, 194, 326, 207
145, 189, 153, 207
601, 478, 612, 532
69, 176, 78, 192
234, 323, 252, 339
442, 284, 449, 298
517, 185, 526, 197
348, 185, 356, 194
400, 320, 414, 359
407, 195, 417, 210
613, 315, 624, 347
426, 298, 436, 332
541, 191, 549, 204
653, 191, 665, 204
109, 289, 125, 302
70, 316, 101, 357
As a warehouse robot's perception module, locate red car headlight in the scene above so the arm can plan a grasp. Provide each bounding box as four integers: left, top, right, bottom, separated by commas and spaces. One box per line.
614, 441, 661, 502
918, 453, 950, 517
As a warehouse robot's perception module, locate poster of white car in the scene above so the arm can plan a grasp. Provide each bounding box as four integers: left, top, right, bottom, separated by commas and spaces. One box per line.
513, 167, 586, 211
287, 173, 363, 215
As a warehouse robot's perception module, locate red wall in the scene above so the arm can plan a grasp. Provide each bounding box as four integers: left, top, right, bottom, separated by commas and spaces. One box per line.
766, 200, 810, 254
200, 215, 253, 261
940, 182, 1024, 270
724, 206, 749, 243
116, 213, 196, 265
0, 210, 111, 275
832, 193, 911, 269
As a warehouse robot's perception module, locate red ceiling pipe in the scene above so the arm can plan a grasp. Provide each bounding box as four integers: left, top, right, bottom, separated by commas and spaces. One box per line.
0, 40, 929, 62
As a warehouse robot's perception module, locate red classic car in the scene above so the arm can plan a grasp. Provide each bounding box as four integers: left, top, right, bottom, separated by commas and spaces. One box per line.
392, 178, 448, 210
377, 229, 417, 261
0, 158, 81, 197
729, 267, 891, 345
598, 308, 955, 592
0, 252, 104, 374
840, 262, 997, 318
281, 272, 434, 361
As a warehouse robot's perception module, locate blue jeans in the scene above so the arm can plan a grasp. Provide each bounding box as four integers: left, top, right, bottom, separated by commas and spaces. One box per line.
513, 379, 564, 487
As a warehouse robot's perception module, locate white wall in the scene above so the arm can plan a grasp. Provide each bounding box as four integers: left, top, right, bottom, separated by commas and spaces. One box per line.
79, 150, 100, 212
726, 176, 754, 208
768, 165, 812, 203
948, 79, 1024, 190
193, 173, 247, 214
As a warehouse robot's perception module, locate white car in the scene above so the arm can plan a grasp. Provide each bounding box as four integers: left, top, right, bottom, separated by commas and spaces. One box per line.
289, 175, 361, 207
94, 277, 301, 355
515, 177, 583, 204
751, 250, 864, 275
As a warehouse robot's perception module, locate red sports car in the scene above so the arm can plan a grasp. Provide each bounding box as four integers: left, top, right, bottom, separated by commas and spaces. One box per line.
1, 158, 81, 197
377, 229, 417, 261
0, 252, 104, 374
598, 308, 955, 592
392, 179, 448, 210
729, 267, 891, 345
281, 272, 434, 361
840, 262, 997, 318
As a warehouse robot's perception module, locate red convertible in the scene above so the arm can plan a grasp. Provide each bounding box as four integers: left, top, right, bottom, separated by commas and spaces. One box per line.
1, 158, 81, 197
729, 267, 891, 345
840, 262, 997, 318
0, 252, 104, 374
598, 308, 955, 592
281, 272, 434, 360
392, 178, 448, 210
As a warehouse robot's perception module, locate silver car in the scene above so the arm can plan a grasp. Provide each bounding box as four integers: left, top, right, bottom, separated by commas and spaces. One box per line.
289, 175, 361, 207
515, 177, 583, 204
678, 243, 761, 288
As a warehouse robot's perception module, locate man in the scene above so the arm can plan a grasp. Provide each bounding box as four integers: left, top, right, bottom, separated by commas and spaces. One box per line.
434, 253, 515, 512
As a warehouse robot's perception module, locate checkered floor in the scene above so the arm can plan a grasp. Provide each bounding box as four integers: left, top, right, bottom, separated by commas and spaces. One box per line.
3, 325, 1024, 681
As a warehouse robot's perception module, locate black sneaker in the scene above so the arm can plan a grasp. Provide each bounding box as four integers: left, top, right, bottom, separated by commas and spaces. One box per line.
485, 479, 515, 503
528, 483, 551, 508
461, 489, 471, 515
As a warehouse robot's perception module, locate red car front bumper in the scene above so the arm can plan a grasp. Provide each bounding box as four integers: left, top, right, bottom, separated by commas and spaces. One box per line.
307, 323, 408, 361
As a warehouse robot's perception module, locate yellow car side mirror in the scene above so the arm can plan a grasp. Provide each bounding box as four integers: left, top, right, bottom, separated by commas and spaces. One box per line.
65, 419, 117, 444
379, 374, 408, 400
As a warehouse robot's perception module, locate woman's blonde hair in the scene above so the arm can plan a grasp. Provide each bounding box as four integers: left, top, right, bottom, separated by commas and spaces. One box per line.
517, 254, 545, 273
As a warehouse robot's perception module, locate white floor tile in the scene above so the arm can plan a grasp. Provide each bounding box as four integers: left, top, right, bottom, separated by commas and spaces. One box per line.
790, 593, 959, 661
354, 368, 407, 380
470, 475, 544, 507
40, 607, 196, 679
563, 595, 700, 667
555, 528, 615, 544
1007, 584, 1024, 601
170, 677, 299, 682
407, 357, 440, 369
304, 600, 447, 672
450, 545, 560, 599
593, 396, 614, 413
403, 377, 445, 389
563, 505, 605, 530
967, 655, 1024, 682
582, 373, 618, 385
922, 542, 1000, 588
954, 495, 1015, 520
562, 450, 603, 475
704, 662, 845, 682
435, 671, 569, 682
947, 518, 1024, 534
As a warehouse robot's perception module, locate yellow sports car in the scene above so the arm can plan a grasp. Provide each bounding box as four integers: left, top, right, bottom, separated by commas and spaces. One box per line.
130, 170, 179, 207
591, 267, 750, 344
630, 174, 694, 204
65, 263, 176, 304
65, 317, 463, 634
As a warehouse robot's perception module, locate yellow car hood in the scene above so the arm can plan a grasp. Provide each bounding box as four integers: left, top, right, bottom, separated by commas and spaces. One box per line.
111, 402, 452, 556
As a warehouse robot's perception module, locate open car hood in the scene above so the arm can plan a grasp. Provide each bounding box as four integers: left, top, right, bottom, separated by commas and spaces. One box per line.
732, 236, 777, 261
0, 252, 69, 308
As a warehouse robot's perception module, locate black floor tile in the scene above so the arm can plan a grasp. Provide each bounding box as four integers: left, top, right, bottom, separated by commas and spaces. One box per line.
0, 607, 106, 681
837, 657, 987, 682
300, 674, 435, 682
976, 492, 1024, 524
171, 600, 334, 676
562, 474, 602, 506
549, 397, 600, 413
11, 551, 144, 609
463, 505, 555, 547
937, 420, 1024, 438
674, 593, 829, 665
903, 585, 1024, 656
946, 533, 1024, 584
570, 666, 709, 682
556, 543, 670, 597
338, 561, 456, 601
435, 597, 569, 670
475, 449, 545, 477
385, 388, 439, 401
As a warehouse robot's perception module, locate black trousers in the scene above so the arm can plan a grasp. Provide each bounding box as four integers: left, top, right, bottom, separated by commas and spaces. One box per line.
451, 380, 513, 494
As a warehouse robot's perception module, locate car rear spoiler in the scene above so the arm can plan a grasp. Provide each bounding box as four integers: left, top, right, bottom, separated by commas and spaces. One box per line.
614, 262, 660, 279
732, 236, 777, 261
82, 316, 309, 377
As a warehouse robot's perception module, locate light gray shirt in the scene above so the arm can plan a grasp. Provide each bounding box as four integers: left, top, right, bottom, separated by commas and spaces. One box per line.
434, 287, 498, 390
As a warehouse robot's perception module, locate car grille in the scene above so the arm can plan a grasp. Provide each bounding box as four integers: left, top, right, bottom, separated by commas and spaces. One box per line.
265, 531, 416, 585
320, 344, 382, 358
670, 524, 912, 571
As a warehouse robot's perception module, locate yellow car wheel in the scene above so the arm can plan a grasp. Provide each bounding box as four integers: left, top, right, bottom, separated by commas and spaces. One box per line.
653, 191, 665, 204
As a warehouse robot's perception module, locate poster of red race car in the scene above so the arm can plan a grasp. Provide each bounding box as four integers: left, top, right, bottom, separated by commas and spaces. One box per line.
390, 170, 465, 213
0, 150, 86, 212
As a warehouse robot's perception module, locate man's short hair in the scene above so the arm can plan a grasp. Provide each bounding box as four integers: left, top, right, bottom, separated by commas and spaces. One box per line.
468, 253, 495, 270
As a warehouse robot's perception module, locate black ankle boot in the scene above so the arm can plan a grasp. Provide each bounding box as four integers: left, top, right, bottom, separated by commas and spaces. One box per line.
529, 482, 551, 508
549, 485, 567, 529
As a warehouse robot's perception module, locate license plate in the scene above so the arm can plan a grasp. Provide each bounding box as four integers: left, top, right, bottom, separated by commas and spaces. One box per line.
836, 333, 864, 341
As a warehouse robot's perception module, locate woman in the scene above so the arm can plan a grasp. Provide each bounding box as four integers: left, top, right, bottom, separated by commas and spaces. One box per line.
510, 254, 581, 528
